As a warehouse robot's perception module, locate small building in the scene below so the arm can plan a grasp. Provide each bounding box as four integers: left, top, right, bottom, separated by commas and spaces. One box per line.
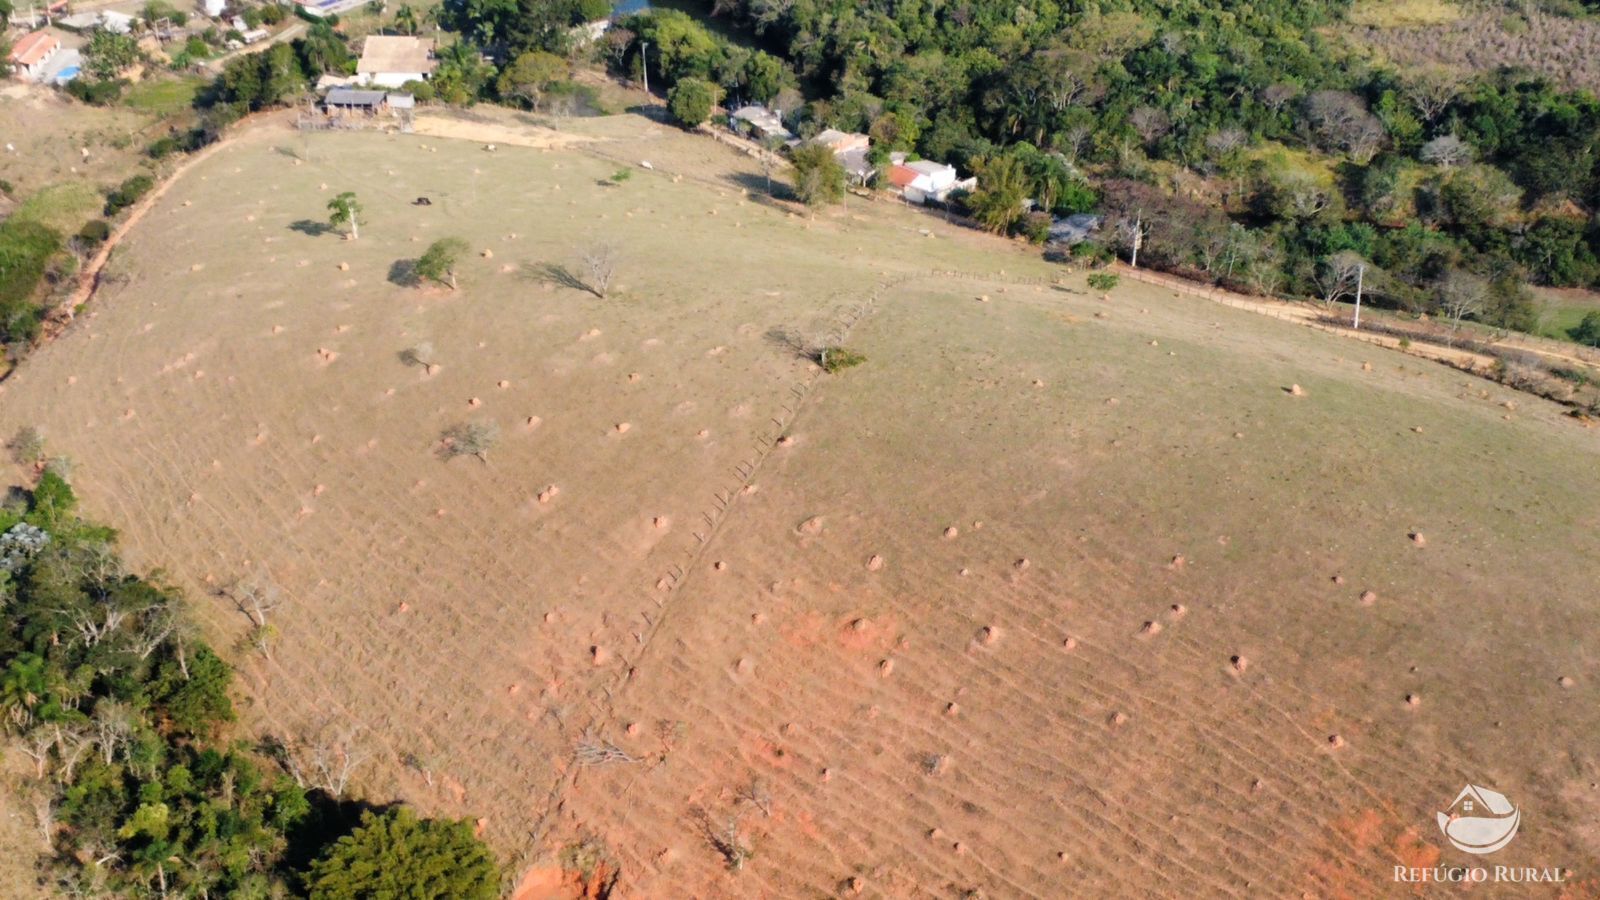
240, 28, 270, 44
204, 0, 228, 16
730, 105, 793, 143
325, 88, 390, 116
836, 147, 874, 186
58, 10, 136, 33
809, 128, 869, 155
7, 30, 62, 79
296, 0, 370, 16
887, 159, 971, 204
101, 10, 137, 33
356, 35, 436, 88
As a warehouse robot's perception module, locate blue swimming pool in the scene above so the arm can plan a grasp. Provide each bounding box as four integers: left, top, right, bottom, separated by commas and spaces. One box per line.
55, 66, 80, 82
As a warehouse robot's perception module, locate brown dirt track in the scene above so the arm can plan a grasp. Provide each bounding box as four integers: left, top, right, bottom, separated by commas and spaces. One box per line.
3, 113, 1600, 897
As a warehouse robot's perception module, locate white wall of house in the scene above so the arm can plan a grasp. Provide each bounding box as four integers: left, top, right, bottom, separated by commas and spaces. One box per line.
364, 72, 427, 88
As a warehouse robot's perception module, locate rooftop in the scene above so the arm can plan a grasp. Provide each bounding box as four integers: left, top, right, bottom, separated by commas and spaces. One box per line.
356, 35, 436, 76
326, 88, 389, 106
9, 30, 61, 67
905, 159, 955, 177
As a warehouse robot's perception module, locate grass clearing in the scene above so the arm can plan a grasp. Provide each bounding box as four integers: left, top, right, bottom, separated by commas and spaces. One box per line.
123, 77, 205, 115
11, 181, 103, 233
1536, 287, 1600, 343
1349, 0, 1461, 27
3, 110, 1598, 896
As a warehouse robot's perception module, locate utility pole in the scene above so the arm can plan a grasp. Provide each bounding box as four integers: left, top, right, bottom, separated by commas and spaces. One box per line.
1353, 263, 1365, 330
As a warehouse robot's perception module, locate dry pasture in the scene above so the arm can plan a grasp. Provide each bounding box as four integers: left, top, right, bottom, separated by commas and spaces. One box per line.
2, 113, 1599, 897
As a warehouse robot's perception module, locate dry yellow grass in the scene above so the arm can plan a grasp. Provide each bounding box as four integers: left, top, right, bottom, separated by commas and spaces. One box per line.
2, 111, 1599, 896
1349, 0, 1462, 28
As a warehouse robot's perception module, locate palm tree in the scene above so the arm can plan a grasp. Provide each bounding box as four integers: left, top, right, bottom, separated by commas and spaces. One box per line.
1, 654, 50, 729
394, 3, 417, 35
327, 191, 362, 240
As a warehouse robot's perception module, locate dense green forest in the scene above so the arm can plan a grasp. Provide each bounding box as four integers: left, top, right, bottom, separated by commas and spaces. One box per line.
598, 0, 1600, 330
0, 431, 499, 896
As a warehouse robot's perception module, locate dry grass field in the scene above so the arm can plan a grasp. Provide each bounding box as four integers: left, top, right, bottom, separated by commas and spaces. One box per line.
1346, 2, 1600, 93
3, 110, 1599, 897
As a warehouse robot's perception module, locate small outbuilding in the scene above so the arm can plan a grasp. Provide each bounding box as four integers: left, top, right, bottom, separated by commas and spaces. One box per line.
730, 105, 794, 143
325, 88, 390, 115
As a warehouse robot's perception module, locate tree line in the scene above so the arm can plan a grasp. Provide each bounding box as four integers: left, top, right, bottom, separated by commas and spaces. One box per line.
1, 429, 499, 897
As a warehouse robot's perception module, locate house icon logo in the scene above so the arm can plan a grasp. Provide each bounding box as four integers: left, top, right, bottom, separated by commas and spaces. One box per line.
1437, 785, 1520, 855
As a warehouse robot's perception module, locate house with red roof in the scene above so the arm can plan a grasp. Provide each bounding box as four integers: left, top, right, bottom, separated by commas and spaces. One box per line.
8, 30, 63, 80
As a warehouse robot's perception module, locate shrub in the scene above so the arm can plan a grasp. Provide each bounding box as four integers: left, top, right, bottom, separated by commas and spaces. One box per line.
104, 174, 156, 216
439, 421, 499, 461
816, 346, 865, 373
1087, 272, 1121, 292
77, 220, 112, 246
146, 135, 181, 158
1021, 211, 1053, 245
1570, 310, 1600, 347
8, 425, 46, 466
66, 77, 127, 106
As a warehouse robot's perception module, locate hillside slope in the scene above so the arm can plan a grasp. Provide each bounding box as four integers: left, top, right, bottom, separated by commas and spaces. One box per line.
1, 112, 1597, 896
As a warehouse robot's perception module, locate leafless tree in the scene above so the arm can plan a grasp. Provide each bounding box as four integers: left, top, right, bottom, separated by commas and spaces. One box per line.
1405, 67, 1462, 125
402, 751, 438, 787
398, 341, 437, 370
1059, 124, 1092, 163
1205, 126, 1247, 158
226, 573, 285, 659
737, 778, 774, 818
90, 701, 137, 766
1314, 251, 1367, 309
1436, 270, 1488, 336
581, 243, 619, 298
691, 806, 752, 872
308, 724, 372, 796
1304, 90, 1386, 163
274, 722, 374, 797
1260, 82, 1300, 113
1266, 170, 1332, 222
8, 425, 46, 467
32, 789, 55, 848
1420, 134, 1473, 169
1129, 106, 1172, 147
439, 421, 500, 463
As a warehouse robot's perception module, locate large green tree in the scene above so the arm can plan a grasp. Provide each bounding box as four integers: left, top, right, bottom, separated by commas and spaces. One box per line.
789, 142, 846, 208
497, 50, 566, 111
667, 76, 719, 127
414, 237, 468, 289
305, 808, 500, 900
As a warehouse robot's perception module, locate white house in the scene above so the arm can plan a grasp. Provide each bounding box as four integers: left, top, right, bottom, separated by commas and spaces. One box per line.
356, 35, 436, 88
887, 159, 973, 204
